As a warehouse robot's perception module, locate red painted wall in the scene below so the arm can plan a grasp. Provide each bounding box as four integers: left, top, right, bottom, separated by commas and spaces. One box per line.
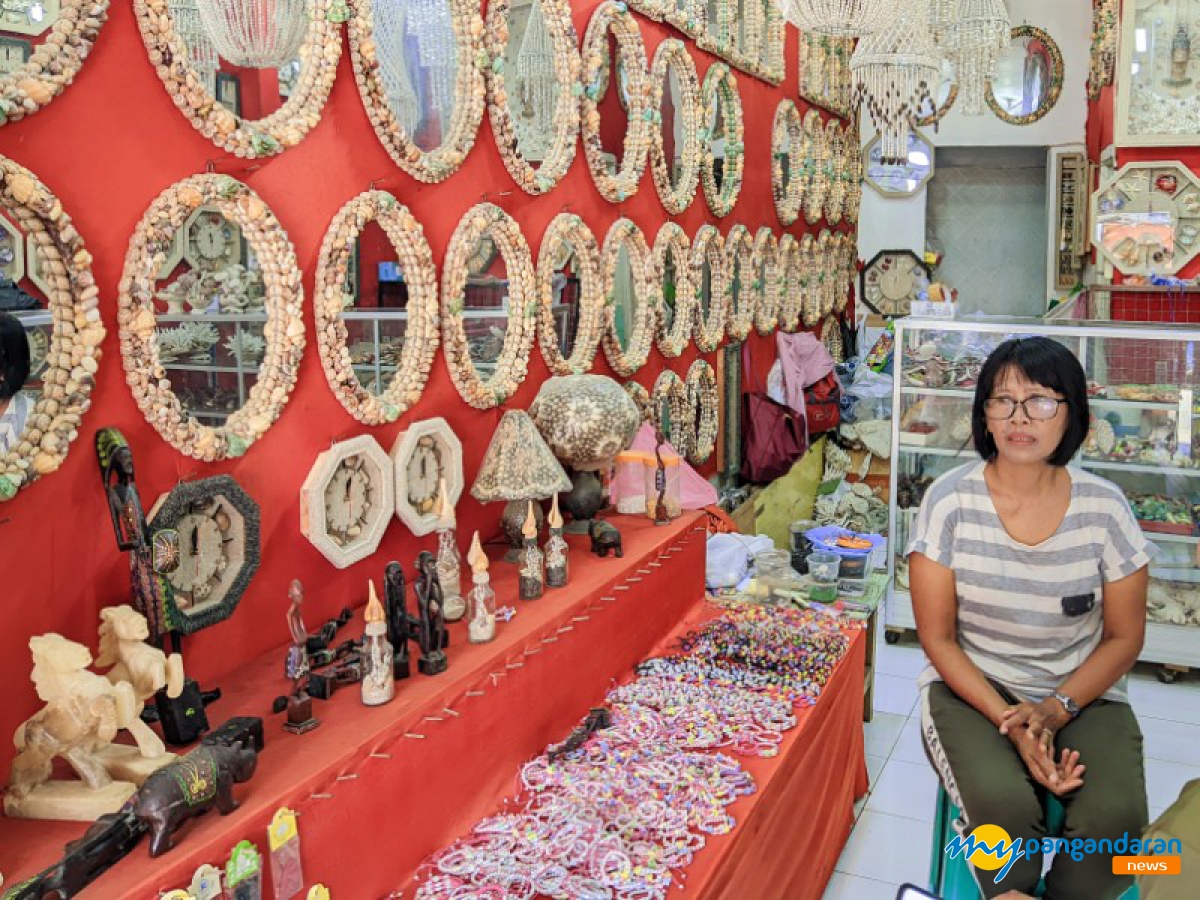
0, 2, 846, 782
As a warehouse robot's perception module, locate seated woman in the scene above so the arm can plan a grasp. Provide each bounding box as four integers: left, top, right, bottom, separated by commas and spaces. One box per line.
0, 311, 32, 455
908, 336, 1150, 900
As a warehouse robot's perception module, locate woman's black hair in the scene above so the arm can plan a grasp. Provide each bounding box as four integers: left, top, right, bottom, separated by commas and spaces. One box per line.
971, 336, 1089, 467
0, 311, 30, 401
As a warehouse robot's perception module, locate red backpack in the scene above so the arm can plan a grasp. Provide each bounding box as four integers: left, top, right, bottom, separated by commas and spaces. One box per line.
804, 371, 841, 436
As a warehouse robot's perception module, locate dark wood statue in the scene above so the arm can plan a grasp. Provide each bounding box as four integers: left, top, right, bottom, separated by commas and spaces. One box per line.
384, 561, 411, 680
283, 580, 319, 734
652, 427, 670, 526
414, 551, 448, 676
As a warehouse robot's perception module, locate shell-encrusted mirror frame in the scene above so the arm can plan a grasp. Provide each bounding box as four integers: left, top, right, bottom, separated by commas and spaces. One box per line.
0, 158, 103, 500
119, 175, 304, 460
700, 62, 744, 217
724, 223, 754, 341
802, 109, 828, 226
987, 25, 1063, 126
690, 223, 727, 352
537, 213, 604, 376
844, 122, 863, 226
649, 39, 702, 215
815, 229, 835, 317
624, 379, 652, 423
799, 232, 821, 328
751, 227, 779, 336
582, 1, 652, 202
486, 0, 581, 194
650, 367, 690, 457
685, 358, 717, 464
442, 203, 536, 408
775, 233, 800, 333
348, 0, 485, 182
0, 0, 109, 127
601, 218, 658, 377
824, 120, 847, 225
134, 0, 341, 158
653, 221, 694, 358
314, 190, 439, 426
772, 99, 802, 226
822, 313, 844, 363
835, 231, 854, 314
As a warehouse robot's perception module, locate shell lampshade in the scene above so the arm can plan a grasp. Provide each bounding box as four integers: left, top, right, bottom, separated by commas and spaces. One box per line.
471, 410, 572, 503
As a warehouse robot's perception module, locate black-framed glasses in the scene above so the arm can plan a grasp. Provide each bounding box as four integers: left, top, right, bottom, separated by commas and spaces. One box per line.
983, 396, 1066, 420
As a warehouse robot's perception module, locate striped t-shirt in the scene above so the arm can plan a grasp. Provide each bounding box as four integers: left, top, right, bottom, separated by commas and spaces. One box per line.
906, 460, 1154, 704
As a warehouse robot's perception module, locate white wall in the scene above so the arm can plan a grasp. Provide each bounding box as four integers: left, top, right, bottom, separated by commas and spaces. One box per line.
856, 0, 1092, 268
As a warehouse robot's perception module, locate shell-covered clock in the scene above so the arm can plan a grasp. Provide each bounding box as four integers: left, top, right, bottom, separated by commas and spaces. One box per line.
182, 206, 244, 272
391, 417, 464, 536
301, 435, 395, 569
146, 474, 261, 636
860, 250, 932, 318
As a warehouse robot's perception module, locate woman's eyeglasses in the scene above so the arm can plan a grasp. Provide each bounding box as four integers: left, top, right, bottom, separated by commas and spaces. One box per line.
983, 396, 1065, 420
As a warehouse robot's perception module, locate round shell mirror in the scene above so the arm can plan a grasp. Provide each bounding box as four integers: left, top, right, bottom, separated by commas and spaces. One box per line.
700, 62, 744, 217
772, 99, 802, 226
601, 218, 658, 377
751, 227, 779, 336
653, 221, 694, 358
690, 223, 726, 352
724, 223, 754, 341
536, 213, 604, 376
649, 39, 701, 215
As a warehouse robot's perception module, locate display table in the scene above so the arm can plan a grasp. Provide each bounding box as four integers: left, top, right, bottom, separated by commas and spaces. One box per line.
0, 514, 708, 898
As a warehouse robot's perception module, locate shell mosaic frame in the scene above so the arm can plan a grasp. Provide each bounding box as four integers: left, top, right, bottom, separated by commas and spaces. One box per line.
685, 358, 718, 464
134, 0, 340, 158
581, 1, 652, 203
0, 158, 103, 501
347, 0, 485, 181
536, 213, 604, 376
650, 367, 690, 457
835, 232, 854, 314
817, 229, 836, 318
0, 0, 109, 128
486, 0, 581, 194
824, 120, 847, 226
700, 62, 745, 217
653, 221, 695, 358
649, 39, 702, 216
441, 203, 536, 408
623, 379, 652, 423
119, 175, 304, 461
772, 99, 803, 226
724, 223, 754, 342
803, 109, 829, 226
798, 32, 855, 119
601, 218, 658, 377
986, 25, 1064, 127
630, 0, 783, 85
844, 122, 863, 226
751, 227, 779, 336
690, 223, 727, 353
821, 314, 844, 363
775, 232, 801, 333
799, 231, 821, 328
313, 190, 439, 426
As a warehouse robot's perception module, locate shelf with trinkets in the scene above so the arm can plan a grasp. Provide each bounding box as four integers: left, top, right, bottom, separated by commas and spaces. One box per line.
887, 317, 1200, 680
0, 513, 711, 898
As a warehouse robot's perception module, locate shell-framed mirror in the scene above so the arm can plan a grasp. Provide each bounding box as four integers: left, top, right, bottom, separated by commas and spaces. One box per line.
118, 175, 304, 461
650, 39, 702, 215
685, 358, 717, 464
776, 232, 801, 332
824, 119, 847, 226
653, 221, 694, 358
700, 62, 744, 216
134, 0, 341, 158
690, 223, 726, 352
313, 190, 440, 426
751, 227, 779, 336
986, 24, 1064, 126
601, 218, 658, 377
650, 367, 690, 458
441, 203, 536, 408
803, 109, 829, 225
536, 213, 604, 376
799, 231, 821, 328
724, 223, 754, 341
772, 99, 802, 225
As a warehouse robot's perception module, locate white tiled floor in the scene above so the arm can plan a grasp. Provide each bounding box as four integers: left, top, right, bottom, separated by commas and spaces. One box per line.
822, 630, 1200, 899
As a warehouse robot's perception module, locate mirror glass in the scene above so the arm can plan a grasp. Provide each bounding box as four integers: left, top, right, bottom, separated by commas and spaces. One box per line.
660, 59, 685, 190
372, 0, 460, 152
597, 29, 629, 173
174, 0, 313, 119
729, 243, 745, 326
989, 28, 1060, 120
661, 247, 679, 333
341, 221, 412, 397
776, 112, 794, 197
504, 0, 560, 166
866, 130, 934, 196
548, 241, 581, 360
612, 243, 636, 351
0, 212, 49, 457
699, 252, 713, 322
463, 232, 510, 377
151, 208, 265, 426
709, 95, 727, 191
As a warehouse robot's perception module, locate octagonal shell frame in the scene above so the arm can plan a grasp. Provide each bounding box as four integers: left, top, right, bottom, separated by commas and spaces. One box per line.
301, 434, 394, 569
390, 417, 464, 537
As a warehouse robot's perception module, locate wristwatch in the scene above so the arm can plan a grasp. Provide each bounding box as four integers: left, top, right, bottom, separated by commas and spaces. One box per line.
1053, 692, 1080, 719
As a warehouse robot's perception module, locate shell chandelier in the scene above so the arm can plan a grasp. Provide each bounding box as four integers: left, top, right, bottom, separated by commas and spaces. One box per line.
513, 0, 556, 161
938, 0, 1010, 115
196, 0, 309, 68
850, 0, 939, 164
780, 0, 894, 38
171, 0, 220, 86
373, 0, 422, 135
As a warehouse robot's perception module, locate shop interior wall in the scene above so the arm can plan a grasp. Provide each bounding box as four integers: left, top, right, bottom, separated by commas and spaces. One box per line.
856, 0, 1092, 295
0, 2, 847, 778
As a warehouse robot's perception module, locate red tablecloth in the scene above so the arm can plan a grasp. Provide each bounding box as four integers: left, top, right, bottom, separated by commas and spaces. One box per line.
0, 514, 708, 898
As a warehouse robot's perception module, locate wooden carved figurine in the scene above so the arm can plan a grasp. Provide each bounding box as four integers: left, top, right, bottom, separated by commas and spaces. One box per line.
434, 479, 465, 621
360, 582, 395, 706
384, 561, 412, 680
415, 551, 448, 676
518, 501, 545, 601
133, 742, 258, 857
283, 581, 319, 734
5, 634, 141, 821
589, 519, 624, 558
652, 428, 670, 526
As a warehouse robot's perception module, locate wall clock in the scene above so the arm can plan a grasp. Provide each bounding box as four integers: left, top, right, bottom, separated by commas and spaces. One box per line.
860, 250, 932, 318
301, 435, 394, 569
147, 475, 261, 636
391, 417, 464, 536
864, 129, 935, 197
182, 206, 244, 272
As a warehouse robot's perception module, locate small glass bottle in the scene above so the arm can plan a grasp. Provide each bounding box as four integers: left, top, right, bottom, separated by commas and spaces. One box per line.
545, 493, 569, 588
518, 501, 544, 601
435, 479, 465, 621
465, 531, 497, 644
360, 581, 395, 706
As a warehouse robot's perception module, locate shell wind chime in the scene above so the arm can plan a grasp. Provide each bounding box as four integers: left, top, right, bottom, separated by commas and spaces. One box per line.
937, 0, 1010, 116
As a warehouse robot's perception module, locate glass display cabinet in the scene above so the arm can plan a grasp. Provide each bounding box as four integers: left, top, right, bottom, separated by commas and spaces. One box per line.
888, 317, 1200, 682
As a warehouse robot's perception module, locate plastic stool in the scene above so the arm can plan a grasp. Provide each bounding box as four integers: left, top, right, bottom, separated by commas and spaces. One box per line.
928, 785, 1138, 899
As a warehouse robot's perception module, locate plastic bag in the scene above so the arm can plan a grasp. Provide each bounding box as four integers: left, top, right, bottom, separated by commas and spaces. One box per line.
707, 532, 774, 590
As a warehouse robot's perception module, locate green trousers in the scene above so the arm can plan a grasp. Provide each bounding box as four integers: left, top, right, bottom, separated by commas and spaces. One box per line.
922, 681, 1149, 900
